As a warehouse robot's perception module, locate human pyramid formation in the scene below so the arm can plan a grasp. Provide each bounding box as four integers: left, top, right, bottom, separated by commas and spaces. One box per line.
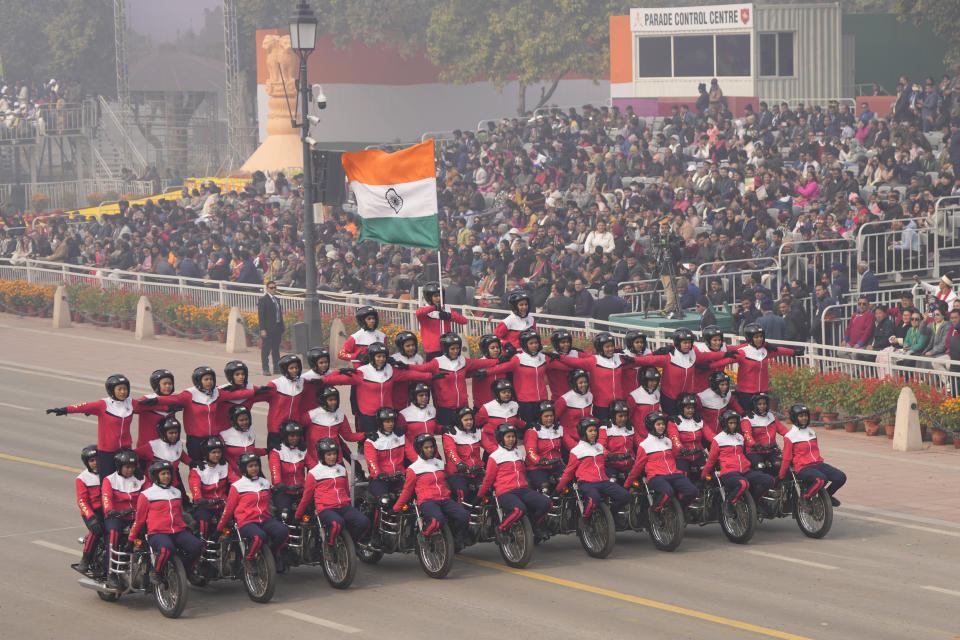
51, 285, 845, 586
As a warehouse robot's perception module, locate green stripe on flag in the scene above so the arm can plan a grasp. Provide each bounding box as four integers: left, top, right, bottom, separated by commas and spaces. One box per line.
359, 214, 439, 250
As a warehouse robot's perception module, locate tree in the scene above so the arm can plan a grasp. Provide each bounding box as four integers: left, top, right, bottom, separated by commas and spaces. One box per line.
897, 0, 960, 66
44, 0, 117, 97
426, 0, 629, 115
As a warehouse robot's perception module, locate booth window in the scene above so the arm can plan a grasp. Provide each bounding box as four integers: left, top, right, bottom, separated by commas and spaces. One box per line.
674, 35, 713, 77
759, 32, 794, 77
716, 34, 750, 76
636, 37, 671, 77
636, 34, 751, 78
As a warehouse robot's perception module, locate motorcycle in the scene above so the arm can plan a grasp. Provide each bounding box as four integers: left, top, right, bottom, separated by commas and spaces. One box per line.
72, 523, 189, 618
752, 451, 833, 538
535, 461, 616, 559
353, 472, 456, 579
609, 466, 686, 552
682, 454, 757, 545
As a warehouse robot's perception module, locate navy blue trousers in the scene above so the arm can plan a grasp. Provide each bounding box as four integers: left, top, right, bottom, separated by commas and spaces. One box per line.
148, 529, 202, 572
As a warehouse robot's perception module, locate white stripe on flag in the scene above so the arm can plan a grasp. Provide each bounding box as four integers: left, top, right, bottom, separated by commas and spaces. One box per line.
349, 177, 437, 220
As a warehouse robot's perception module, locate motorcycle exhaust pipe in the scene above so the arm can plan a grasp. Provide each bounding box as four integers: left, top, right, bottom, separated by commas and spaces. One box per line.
76, 577, 119, 594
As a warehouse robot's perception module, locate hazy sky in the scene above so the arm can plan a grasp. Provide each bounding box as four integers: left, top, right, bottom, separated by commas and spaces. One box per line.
128, 0, 223, 43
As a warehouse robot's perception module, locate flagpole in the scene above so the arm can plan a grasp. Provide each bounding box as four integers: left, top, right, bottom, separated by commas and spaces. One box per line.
436, 217, 444, 309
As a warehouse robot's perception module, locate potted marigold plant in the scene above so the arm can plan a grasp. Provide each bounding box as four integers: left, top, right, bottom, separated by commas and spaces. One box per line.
808, 371, 850, 428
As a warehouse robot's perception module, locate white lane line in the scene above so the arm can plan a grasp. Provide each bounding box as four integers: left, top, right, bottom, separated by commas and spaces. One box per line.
828, 447, 960, 471
842, 503, 960, 530
0, 525, 82, 539
922, 585, 960, 598
840, 512, 960, 538
744, 549, 838, 570
276, 609, 362, 634
32, 539, 82, 556
0, 401, 31, 410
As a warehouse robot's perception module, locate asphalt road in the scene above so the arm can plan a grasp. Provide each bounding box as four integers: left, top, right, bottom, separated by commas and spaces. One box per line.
1, 363, 959, 640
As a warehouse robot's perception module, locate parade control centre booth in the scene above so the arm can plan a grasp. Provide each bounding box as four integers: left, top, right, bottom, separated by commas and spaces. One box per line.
609, 3, 849, 116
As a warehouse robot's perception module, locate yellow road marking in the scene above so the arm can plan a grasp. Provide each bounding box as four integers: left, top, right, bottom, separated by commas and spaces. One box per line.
458, 556, 814, 640
0, 453, 79, 473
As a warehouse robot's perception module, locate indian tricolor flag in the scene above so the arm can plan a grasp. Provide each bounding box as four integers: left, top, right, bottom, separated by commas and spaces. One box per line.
341, 140, 439, 250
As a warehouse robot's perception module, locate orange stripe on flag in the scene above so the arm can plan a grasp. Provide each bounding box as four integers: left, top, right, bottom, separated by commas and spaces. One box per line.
342, 140, 436, 186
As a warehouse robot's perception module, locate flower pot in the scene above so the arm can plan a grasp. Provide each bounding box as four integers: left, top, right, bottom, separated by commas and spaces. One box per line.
843, 420, 859, 433
202, 333, 213, 342
954, 436, 960, 449
864, 420, 881, 436
166, 328, 176, 337
217, 331, 227, 344
812, 408, 822, 421
932, 429, 948, 446
885, 423, 896, 439
822, 413, 839, 429
154, 323, 162, 335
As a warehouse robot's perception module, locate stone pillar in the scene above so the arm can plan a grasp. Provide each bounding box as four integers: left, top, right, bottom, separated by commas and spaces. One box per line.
892, 386, 922, 452
134, 296, 154, 340
329, 318, 348, 368
51, 285, 71, 329
226, 307, 248, 354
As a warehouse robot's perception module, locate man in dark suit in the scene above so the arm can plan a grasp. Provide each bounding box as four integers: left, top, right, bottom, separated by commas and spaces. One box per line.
257, 281, 284, 375
857, 261, 879, 298
592, 282, 628, 329
695, 296, 717, 331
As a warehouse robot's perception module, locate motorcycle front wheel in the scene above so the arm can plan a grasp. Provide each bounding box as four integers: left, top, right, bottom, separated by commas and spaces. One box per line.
647, 498, 685, 552
242, 546, 277, 603
154, 555, 188, 618
321, 532, 357, 589
794, 488, 833, 538
720, 492, 757, 544
417, 523, 454, 579
577, 503, 616, 558
496, 515, 534, 568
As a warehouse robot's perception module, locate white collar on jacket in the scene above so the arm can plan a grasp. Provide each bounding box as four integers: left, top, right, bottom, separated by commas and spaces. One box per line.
309, 463, 346, 480
502, 314, 534, 331
436, 355, 465, 372
517, 351, 545, 367
308, 407, 345, 426
271, 376, 304, 396
220, 426, 256, 447
400, 404, 437, 422
409, 457, 444, 474
278, 443, 306, 463
630, 387, 660, 404
188, 386, 219, 405
104, 397, 133, 417
490, 447, 523, 463
232, 476, 271, 492
561, 389, 593, 408
570, 440, 604, 458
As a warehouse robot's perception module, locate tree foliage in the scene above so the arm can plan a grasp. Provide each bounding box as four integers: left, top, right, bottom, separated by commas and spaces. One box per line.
897, 0, 960, 66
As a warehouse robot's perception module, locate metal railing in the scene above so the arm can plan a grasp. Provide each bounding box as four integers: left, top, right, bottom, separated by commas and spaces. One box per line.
0, 101, 95, 144
97, 96, 147, 172
0, 179, 158, 214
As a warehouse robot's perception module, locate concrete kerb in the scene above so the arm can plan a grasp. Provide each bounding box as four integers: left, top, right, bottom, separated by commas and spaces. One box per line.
893, 386, 923, 452
226, 307, 248, 354
51, 285, 70, 329
134, 295, 154, 340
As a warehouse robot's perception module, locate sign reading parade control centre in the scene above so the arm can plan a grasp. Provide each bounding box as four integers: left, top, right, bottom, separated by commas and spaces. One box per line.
630, 3, 754, 33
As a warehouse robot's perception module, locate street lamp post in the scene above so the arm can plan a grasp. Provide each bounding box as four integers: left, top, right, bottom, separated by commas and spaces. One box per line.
289, 1, 319, 342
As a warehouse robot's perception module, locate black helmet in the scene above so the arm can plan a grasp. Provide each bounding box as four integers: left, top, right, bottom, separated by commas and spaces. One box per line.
700, 326, 723, 349
624, 329, 647, 354
148, 460, 174, 488
550, 329, 573, 352
306, 347, 330, 372
507, 290, 531, 315
789, 403, 811, 427
744, 323, 765, 346
192, 366, 216, 390
317, 385, 340, 409
490, 378, 514, 401
113, 449, 138, 471
224, 360, 248, 384
494, 422, 519, 448
156, 416, 182, 441
408, 381, 432, 406
576, 417, 601, 441
439, 332, 462, 358
453, 407, 475, 431
592, 332, 616, 355
534, 400, 555, 424
641, 367, 661, 389
752, 392, 771, 414
279, 420, 304, 446
422, 281, 442, 303
374, 407, 398, 434
567, 368, 590, 392
237, 451, 260, 478
394, 330, 419, 353
478, 334, 501, 358
228, 404, 252, 430
316, 437, 339, 464
81, 444, 98, 472
356, 305, 379, 329
644, 411, 668, 436
677, 393, 698, 415
148, 369, 174, 395
278, 354, 302, 380
609, 399, 630, 419
413, 433, 437, 459
708, 371, 731, 395
199, 436, 224, 462
366, 342, 389, 366
673, 328, 695, 350
105, 374, 130, 400
719, 409, 741, 434
518, 328, 541, 355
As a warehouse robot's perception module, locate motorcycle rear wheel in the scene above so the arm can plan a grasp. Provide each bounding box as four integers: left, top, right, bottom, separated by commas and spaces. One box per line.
496, 515, 534, 568
647, 498, 685, 552
794, 488, 833, 538
720, 492, 757, 544
154, 555, 188, 619
321, 532, 357, 589
417, 523, 454, 579
577, 503, 616, 558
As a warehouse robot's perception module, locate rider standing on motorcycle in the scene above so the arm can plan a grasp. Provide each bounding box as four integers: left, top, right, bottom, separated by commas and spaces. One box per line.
523, 400, 565, 490
599, 400, 636, 477
216, 361, 259, 430
219, 452, 290, 574
394, 434, 471, 542
102, 449, 144, 584
668, 393, 714, 474
391, 332, 426, 408
339, 307, 387, 418
483, 329, 570, 424
188, 436, 230, 539
625, 413, 699, 511
219, 405, 267, 472
556, 418, 631, 517
546, 330, 579, 398
477, 379, 523, 454
302, 387, 364, 469
416, 282, 468, 360
697, 372, 742, 435
48, 374, 158, 481
416, 332, 497, 428
398, 382, 440, 456
494, 291, 536, 350
702, 410, 774, 506
554, 369, 594, 451
129, 461, 204, 586
728, 324, 804, 411
627, 368, 662, 438
135, 369, 182, 449
268, 421, 307, 513
300, 347, 359, 413
295, 438, 371, 545
442, 408, 484, 504
471, 334, 511, 408
692, 327, 733, 394
364, 408, 409, 498
619, 330, 652, 400
741, 393, 789, 467
75, 445, 103, 573
779, 405, 846, 507
477, 423, 552, 531
557, 332, 643, 421
135, 416, 191, 495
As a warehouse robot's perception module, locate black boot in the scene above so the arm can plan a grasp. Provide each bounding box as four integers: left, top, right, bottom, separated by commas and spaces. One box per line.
149, 569, 163, 586
830, 496, 841, 507
77, 550, 93, 574
242, 557, 259, 576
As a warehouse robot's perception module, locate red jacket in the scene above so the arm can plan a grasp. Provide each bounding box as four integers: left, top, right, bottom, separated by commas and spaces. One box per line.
135, 395, 182, 448
546, 348, 579, 398
702, 431, 751, 477
668, 416, 715, 460
338, 328, 386, 364
441, 428, 484, 477
299, 370, 358, 412
268, 444, 307, 493
470, 366, 508, 407
560, 353, 641, 408
67, 397, 151, 452
214, 383, 259, 432
415, 356, 496, 409
416, 305, 467, 353
129, 485, 188, 538
554, 389, 594, 450
218, 426, 267, 471
696, 388, 742, 433
397, 404, 440, 457
301, 406, 363, 468
729, 344, 797, 393
363, 431, 407, 477
486, 352, 567, 403
188, 462, 230, 502
619, 347, 652, 398
556, 441, 609, 491
635, 349, 729, 399
261, 377, 308, 434
599, 423, 636, 471
75, 470, 102, 518
493, 313, 536, 349
219, 476, 273, 529
344, 363, 433, 415
135, 439, 191, 489
294, 463, 352, 519
387, 353, 425, 409
778, 427, 825, 477
102, 472, 144, 514
477, 399, 523, 453
624, 434, 681, 485
523, 424, 564, 469
741, 412, 789, 452
691, 344, 733, 393
477, 447, 529, 497
627, 387, 660, 439
395, 457, 451, 508
156, 387, 256, 438
843, 310, 874, 347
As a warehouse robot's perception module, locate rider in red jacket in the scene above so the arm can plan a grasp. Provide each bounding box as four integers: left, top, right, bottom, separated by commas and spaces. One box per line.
546, 330, 579, 398
728, 323, 803, 410
136, 369, 182, 448
267, 421, 307, 513
75, 445, 103, 573
667, 393, 715, 474
477, 423, 551, 531
697, 372, 742, 434
442, 408, 485, 504
484, 329, 569, 423
412, 333, 496, 427
779, 404, 846, 507
558, 332, 643, 420
523, 400, 564, 489
553, 369, 595, 450
624, 412, 698, 511
555, 418, 630, 517
599, 400, 637, 476
627, 367, 662, 439
477, 378, 523, 453
741, 393, 789, 465
188, 436, 231, 539
702, 410, 774, 506
299, 347, 359, 412
494, 291, 536, 349
397, 382, 440, 455
134, 416, 191, 495
300, 386, 363, 469
363, 408, 409, 497
390, 332, 426, 409
692, 326, 734, 393
294, 438, 370, 545
416, 282, 468, 360
471, 334, 511, 408
219, 405, 267, 471
619, 330, 652, 399
394, 434, 470, 540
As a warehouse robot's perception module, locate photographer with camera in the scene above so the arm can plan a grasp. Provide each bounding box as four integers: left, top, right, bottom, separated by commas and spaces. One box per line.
652, 218, 684, 319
